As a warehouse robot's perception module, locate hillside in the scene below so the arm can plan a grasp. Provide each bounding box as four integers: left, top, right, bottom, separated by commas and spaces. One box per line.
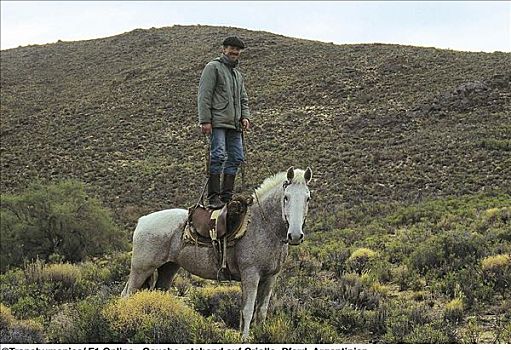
1, 25, 511, 344
1, 25, 510, 228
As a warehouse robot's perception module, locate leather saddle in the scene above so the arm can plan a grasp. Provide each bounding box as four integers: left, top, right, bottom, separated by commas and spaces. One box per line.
190, 205, 228, 240
188, 195, 253, 241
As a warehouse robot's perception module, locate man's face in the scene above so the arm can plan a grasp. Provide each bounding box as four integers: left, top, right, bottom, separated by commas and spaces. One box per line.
222, 45, 242, 62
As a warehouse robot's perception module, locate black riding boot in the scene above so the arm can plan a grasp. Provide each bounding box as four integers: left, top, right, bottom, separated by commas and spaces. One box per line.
221, 173, 236, 203
207, 174, 224, 209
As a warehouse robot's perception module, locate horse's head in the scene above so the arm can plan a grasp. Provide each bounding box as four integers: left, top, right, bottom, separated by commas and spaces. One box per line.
282, 166, 312, 245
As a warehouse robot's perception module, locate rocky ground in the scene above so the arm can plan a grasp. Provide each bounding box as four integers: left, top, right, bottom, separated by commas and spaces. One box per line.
1, 25, 510, 228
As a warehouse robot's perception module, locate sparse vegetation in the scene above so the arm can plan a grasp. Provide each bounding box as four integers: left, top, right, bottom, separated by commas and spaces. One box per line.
1, 25, 510, 343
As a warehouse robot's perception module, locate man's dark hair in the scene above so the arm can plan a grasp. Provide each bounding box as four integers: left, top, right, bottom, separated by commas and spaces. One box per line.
223, 36, 246, 49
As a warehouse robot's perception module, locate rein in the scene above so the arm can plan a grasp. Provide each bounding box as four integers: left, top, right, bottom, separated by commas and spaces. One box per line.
194, 135, 212, 208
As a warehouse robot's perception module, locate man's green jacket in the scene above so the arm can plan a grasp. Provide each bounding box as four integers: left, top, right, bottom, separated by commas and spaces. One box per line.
198, 57, 250, 130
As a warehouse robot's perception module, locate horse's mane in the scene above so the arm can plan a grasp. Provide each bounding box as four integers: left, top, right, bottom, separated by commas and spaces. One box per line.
253, 169, 307, 200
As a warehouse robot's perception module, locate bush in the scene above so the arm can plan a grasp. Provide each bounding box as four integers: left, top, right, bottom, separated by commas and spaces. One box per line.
252, 312, 342, 344
189, 284, 241, 328
309, 241, 349, 277
347, 248, 378, 274
0, 304, 15, 332
337, 274, 381, 310
293, 314, 341, 343
480, 207, 510, 228
460, 317, 483, 343
0, 304, 45, 343
382, 314, 413, 343
444, 298, 464, 323
481, 254, 510, 272
26, 261, 87, 303
0, 179, 128, 271
481, 254, 511, 297
393, 265, 423, 291
410, 231, 486, 275
409, 238, 444, 273
252, 313, 294, 343
332, 305, 364, 334
0, 259, 124, 322
364, 307, 387, 336
102, 290, 227, 343
47, 295, 112, 343
403, 323, 450, 343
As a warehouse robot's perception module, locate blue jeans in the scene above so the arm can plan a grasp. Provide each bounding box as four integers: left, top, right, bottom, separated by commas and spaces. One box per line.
210, 128, 244, 175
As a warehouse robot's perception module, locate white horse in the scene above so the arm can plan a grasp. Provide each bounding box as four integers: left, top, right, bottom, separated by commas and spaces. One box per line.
122, 166, 312, 339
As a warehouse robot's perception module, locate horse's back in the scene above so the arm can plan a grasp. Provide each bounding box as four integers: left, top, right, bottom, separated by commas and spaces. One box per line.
131, 208, 188, 268
134, 208, 188, 241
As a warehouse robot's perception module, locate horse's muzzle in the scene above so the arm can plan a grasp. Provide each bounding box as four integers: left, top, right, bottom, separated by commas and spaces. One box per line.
287, 232, 304, 245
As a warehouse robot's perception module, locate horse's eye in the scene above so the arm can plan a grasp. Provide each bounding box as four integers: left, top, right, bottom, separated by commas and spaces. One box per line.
284, 196, 289, 202
306, 197, 310, 202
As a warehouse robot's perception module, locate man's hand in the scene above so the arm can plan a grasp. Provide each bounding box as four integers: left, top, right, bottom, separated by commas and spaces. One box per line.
201, 123, 212, 135
241, 118, 251, 130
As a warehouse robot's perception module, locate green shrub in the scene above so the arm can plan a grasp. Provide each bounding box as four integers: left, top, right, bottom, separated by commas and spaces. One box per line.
103, 290, 227, 343
189, 284, 241, 328
481, 207, 511, 225
293, 314, 341, 343
0, 304, 15, 332
444, 298, 464, 323
409, 238, 444, 273
393, 265, 423, 291
332, 305, 364, 334
0, 179, 128, 271
253, 312, 341, 344
481, 254, 510, 271
380, 301, 440, 343
252, 313, 294, 343
0, 304, 45, 343
0, 269, 26, 307
481, 139, 511, 151
347, 248, 378, 274
0, 258, 125, 322
460, 317, 482, 344
481, 254, 511, 297
403, 323, 450, 343
47, 295, 112, 343
28, 261, 87, 303
337, 274, 381, 310
382, 314, 413, 343
410, 231, 486, 275
9, 292, 52, 320
310, 241, 349, 277
497, 321, 511, 344
364, 307, 387, 336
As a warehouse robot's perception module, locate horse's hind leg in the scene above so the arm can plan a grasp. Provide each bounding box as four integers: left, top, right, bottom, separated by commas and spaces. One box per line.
141, 272, 156, 289
121, 267, 156, 297
155, 262, 181, 291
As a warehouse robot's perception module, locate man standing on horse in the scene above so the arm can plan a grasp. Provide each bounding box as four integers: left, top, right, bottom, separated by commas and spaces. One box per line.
198, 36, 251, 209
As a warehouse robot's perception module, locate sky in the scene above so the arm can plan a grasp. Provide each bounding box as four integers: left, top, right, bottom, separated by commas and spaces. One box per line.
1, 1, 510, 52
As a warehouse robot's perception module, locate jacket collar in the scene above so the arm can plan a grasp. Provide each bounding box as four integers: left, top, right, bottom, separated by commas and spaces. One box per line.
219, 54, 239, 69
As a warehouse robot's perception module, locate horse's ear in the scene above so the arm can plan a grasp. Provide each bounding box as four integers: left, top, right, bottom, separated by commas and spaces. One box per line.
286, 166, 295, 183
304, 167, 313, 184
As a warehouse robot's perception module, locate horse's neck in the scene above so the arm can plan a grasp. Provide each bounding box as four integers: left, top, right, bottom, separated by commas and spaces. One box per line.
253, 186, 287, 240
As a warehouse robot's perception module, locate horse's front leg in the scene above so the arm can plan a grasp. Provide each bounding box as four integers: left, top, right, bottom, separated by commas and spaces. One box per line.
253, 274, 277, 324
240, 271, 260, 340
